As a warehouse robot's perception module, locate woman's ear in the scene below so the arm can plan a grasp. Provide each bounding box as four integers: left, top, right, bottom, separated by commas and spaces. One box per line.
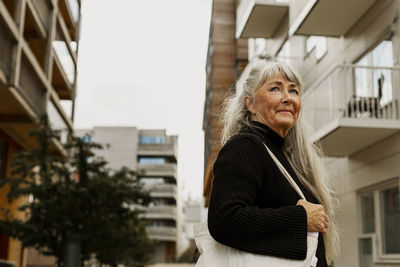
244, 96, 256, 114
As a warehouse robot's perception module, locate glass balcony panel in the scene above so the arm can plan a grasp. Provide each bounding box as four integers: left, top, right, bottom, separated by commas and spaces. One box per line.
146, 226, 177, 241
67, 0, 80, 23
31, 0, 52, 32
19, 56, 46, 114
0, 20, 15, 78
52, 40, 75, 85
60, 99, 73, 119
47, 100, 69, 143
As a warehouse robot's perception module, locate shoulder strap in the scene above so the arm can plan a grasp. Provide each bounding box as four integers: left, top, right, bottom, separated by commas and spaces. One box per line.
263, 143, 307, 201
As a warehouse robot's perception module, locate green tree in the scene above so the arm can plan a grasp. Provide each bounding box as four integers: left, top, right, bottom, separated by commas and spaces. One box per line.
0, 116, 153, 266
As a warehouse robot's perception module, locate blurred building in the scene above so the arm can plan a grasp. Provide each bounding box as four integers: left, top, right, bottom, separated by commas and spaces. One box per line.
203, 0, 400, 266
0, 0, 81, 266
76, 127, 181, 263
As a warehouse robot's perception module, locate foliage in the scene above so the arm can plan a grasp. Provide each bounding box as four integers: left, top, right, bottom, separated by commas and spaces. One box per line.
0, 116, 153, 266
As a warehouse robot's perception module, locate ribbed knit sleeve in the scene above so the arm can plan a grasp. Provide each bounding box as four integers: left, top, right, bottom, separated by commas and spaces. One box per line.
207, 134, 309, 259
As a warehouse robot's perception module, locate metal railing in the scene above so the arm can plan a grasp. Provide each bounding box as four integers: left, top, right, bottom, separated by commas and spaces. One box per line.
303, 64, 400, 133
146, 226, 177, 240
145, 184, 177, 195
144, 205, 177, 220
137, 163, 177, 178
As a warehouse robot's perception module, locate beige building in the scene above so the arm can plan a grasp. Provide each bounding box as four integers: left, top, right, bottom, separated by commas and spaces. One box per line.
0, 0, 81, 266
76, 127, 181, 263
204, 0, 400, 266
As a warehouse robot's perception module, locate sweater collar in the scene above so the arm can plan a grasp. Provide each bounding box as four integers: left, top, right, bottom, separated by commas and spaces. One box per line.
248, 121, 285, 148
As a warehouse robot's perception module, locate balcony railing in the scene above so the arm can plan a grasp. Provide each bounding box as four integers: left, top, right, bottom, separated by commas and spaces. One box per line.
137, 163, 177, 179
303, 64, 400, 156
146, 226, 177, 241
145, 184, 177, 198
137, 143, 177, 161
145, 205, 177, 220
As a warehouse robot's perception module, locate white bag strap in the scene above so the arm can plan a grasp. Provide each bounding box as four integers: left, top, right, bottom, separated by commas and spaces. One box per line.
263, 143, 307, 201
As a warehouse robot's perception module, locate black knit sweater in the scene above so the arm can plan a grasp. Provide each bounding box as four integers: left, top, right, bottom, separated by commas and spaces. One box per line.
208, 121, 327, 267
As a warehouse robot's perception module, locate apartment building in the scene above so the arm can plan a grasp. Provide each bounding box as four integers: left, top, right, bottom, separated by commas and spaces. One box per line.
204, 0, 400, 266
0, 0, 81, 266
76, 127, 181, 263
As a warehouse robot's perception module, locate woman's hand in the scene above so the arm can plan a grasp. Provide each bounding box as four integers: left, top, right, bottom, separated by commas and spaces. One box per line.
297, 199, 329, 234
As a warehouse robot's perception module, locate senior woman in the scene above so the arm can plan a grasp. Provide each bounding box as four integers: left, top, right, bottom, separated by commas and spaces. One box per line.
207, 60, 339, 267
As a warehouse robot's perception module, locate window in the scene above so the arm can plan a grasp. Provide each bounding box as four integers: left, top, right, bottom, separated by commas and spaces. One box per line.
358, 178, 400, 266
140, 136, 165, 144
355, 39, 394, 106
138, 157, 165, 164
305, 36, 327, 60
0, 140, 6, 179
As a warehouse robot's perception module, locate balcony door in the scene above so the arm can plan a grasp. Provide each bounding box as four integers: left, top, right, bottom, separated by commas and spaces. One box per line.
354, 39, 394, 107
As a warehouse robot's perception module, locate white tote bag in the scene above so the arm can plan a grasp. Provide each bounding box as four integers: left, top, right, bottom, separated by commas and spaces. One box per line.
194, 144, 319, 267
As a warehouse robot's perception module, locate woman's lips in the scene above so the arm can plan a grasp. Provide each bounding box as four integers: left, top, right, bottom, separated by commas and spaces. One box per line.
277, 110, 293, 114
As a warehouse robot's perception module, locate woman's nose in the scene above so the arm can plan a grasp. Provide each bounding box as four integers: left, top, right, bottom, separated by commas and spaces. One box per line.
281, 90, 293, 103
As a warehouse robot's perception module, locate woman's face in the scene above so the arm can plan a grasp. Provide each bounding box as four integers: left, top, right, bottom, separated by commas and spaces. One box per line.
245, 73, 301, 137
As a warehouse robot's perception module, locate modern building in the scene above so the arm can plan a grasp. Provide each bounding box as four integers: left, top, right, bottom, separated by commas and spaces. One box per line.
203, 0, 400, 266
0, 0, 81, 266
76, 127, 181, 263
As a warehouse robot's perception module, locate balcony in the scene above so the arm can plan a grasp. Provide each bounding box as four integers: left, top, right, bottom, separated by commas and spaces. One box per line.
236, 0, 289, 38
18, 55, 47, 115
47, 100, 71, 144
144, 205, 177, 220
289, 0, 377, 36
30, 0, 52, 33
58, 0, 80, 41
52, 39, 75, 99
303, 65, 400, 156
137, 163, 177, 180
146, 226, 177, 241
0, 18, 14, 82
137, 143, 177, 162
145, 184, 177, 199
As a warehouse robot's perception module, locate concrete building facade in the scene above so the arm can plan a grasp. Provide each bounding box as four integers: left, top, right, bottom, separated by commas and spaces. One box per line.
77, 127, 181, 264
0, 0, 81, 266
203, 0, 400, 266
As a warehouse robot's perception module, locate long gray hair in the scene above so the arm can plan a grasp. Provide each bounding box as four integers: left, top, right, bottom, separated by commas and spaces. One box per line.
220, 60, 340, 263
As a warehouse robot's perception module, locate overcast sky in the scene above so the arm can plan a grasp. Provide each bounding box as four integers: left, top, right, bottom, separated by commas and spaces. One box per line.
74, 0, 212, 201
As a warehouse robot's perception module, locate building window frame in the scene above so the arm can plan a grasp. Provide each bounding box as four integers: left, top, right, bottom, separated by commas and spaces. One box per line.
358, 177, 400, 266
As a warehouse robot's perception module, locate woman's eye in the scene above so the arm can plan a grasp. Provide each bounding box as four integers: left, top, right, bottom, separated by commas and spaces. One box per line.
270, 87, 279, 92
290, 89, 299, 95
